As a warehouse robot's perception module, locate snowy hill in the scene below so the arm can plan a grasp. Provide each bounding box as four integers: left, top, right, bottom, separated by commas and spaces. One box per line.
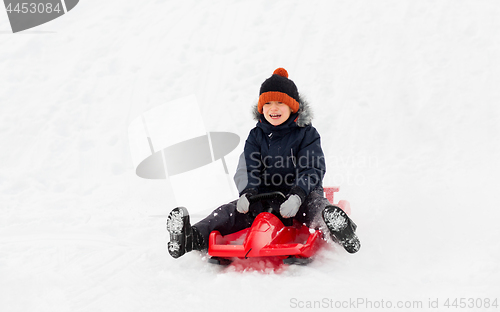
1, 1, 499, 311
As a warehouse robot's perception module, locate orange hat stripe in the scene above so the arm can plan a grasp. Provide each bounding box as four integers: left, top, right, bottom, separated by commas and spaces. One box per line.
258, 91, 300, 114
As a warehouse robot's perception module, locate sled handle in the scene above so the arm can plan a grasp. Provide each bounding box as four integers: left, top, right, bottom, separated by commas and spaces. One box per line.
247, 191, 291, 225
248, 191, 286, 204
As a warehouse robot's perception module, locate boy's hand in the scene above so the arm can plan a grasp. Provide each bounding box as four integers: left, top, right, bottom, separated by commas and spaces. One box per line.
236, 194, 250, 214
236, 189, 257, 214
280, 194, 302, 218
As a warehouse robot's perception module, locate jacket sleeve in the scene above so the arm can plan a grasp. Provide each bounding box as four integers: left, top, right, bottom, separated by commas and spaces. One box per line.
233, 128, 262, 195
293, 126, 326, 197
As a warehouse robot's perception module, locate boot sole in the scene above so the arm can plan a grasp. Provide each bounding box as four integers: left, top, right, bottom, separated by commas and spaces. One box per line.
166, 207, 191, 258
322, 206, 360, 254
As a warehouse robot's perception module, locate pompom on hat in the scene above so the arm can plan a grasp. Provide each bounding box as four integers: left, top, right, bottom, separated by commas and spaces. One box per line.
258, 68, 300, 114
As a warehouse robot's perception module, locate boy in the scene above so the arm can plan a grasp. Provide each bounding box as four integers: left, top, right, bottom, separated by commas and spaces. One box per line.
167, 68, 360, 259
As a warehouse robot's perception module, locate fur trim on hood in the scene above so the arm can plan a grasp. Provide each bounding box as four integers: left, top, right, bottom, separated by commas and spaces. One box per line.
252, 95, 313, 127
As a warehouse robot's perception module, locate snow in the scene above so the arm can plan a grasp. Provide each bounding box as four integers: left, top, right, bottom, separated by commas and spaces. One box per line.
1, 0, 500, 311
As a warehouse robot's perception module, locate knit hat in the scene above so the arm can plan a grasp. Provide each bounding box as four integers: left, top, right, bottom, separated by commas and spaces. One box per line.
258, 68, 300, 114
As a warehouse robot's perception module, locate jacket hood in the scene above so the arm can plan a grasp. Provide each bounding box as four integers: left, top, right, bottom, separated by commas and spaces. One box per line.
252, 95, 313, 127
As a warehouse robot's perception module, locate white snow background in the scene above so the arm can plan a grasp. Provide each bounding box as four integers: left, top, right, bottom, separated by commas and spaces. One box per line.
1, 0, 500, 311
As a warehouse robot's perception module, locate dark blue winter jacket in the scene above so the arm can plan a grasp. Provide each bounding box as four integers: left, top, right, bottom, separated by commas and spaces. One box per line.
234, 99, 326, 200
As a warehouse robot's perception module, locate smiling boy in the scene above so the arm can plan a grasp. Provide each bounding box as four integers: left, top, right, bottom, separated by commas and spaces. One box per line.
166, 68, 360, 258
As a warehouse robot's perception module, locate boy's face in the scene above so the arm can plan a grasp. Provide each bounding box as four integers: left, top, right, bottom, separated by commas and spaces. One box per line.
263, 101, 292, 126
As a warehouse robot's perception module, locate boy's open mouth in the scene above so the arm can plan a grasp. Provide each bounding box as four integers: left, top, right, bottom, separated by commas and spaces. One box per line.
269, 114, 282, 119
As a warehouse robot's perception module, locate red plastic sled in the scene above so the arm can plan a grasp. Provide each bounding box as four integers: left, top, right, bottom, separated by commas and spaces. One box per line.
207, 187, 350, 265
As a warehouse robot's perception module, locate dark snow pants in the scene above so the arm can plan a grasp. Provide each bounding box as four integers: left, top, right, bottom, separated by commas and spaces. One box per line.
193, 188, 332, 244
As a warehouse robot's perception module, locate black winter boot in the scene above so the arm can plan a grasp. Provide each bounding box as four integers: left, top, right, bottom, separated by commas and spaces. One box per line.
322, 206, 361, 254
191, 226, 206, 251
166, 207, 206, 258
